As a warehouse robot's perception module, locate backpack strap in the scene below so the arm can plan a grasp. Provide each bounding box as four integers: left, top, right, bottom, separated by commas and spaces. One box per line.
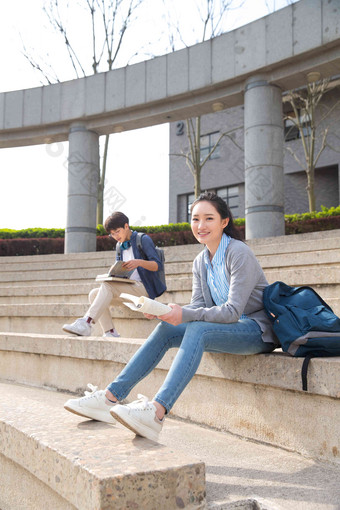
116, 242, 122, 260
301, 353, 314, 391
136, 232, 147, 260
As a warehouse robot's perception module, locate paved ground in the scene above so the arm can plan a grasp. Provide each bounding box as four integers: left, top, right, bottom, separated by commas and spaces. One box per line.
161, 417, 340, 510
2, 382, 340, 510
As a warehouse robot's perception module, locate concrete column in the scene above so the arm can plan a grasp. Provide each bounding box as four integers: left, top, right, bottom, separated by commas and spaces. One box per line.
244, 76, 284, 239
65, 123, 99, 253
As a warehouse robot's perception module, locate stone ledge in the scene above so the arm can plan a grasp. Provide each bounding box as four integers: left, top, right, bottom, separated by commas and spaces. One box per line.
1, 251, 339, 281
1, 332, 340, 399
257, 250, 340, 268
1, 333, 340, 463
247, 229, 340, 247
2, 385, 340, 510
1, 229, 339, 271
0, 382, 205, 510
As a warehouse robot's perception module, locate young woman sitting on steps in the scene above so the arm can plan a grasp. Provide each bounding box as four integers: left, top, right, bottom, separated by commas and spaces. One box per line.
64, 191, 278, 442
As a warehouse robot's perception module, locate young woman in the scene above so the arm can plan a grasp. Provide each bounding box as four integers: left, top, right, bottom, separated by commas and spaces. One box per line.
64, 192, 278, 441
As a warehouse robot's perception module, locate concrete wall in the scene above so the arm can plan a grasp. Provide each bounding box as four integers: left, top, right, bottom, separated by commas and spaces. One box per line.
1, 0, 340, 148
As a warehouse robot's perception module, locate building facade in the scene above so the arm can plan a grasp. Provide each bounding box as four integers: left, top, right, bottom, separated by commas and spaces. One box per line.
169, 87, 340, 223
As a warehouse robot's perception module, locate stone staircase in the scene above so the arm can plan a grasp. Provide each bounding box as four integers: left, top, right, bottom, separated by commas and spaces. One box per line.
0, 229, 339, 336
1, 229, 340, 509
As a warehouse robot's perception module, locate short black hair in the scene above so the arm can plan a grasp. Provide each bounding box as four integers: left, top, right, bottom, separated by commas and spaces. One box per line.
104, 212, 129, 232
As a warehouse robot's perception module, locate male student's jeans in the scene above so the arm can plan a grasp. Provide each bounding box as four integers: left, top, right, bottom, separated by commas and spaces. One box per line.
107, 318, 276, 414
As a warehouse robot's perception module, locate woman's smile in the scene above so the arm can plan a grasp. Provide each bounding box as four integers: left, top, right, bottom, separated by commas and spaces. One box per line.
191, 200, 229, 254
197, 230, 210, 238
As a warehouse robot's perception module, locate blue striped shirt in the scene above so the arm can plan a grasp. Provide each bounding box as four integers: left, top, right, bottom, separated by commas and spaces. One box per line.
204, 233, 247, 319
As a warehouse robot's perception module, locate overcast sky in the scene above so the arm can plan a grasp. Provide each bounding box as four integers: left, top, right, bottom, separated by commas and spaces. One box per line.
0, 0, 297, 229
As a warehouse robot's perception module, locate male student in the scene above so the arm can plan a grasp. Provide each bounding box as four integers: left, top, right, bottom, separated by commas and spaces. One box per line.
62, 211, 166, 337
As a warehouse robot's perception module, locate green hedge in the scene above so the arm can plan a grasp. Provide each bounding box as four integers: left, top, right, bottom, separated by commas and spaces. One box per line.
0, 224, 196, 239
285, 205, 340, 223
0, 218, 246, 240
0, 227, 66, 239
96, 222, 195, 236
0, 206, 338, 240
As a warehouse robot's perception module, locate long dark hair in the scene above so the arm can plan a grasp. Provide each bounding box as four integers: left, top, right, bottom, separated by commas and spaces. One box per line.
190, 191, 243, 241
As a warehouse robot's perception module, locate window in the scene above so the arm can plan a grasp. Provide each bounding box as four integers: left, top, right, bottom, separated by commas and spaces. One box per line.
217, 186, 239, 218
284, 110, 311, 141
185, 186, 239, 222
187, 193, 195, 222
200, 132, 220, 162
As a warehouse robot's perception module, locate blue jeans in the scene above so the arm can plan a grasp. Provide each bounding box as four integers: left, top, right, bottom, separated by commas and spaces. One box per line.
107, 319, 275, 414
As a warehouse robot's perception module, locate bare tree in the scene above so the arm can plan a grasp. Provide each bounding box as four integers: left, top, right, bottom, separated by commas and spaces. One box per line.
165, 0, 299, 199
163, 0, 246, 198
284, 78, 340, 212
22, 0, 146, 225
172, 117, 243, 197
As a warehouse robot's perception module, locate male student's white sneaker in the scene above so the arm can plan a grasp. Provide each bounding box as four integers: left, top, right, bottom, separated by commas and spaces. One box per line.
62, 317, 92, 336
110, 394, 164, 442
64, 384, 117, 424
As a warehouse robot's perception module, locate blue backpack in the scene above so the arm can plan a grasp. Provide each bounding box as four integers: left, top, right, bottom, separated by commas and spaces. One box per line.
263, 281, 340, 391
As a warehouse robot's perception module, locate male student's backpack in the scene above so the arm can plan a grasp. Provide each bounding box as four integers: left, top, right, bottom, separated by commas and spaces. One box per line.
263, 281, 340, 391
116, 233, 166, 289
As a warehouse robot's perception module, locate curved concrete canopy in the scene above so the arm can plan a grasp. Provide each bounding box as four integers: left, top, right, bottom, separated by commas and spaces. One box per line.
0, 0, 339, 148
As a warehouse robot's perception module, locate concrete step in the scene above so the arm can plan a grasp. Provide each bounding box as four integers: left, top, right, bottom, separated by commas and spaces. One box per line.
1, 293, 340, 337
1, 381, 340, 510
1, 229, 340, 280
1, 228, 339, 272
0, 283, 96, 304
256, 249, 340, 269
0, 303, 160, 337
3, 293, 339, 336
1, 250, 338, 286
1, 332, 340, 466
0, 274, 339, 335
0, 277, 193, 304
0, 382, 205, 510
0, 268, 338, 299
247, 228, 340, 249
0, 263, 193, 286
0, 244, 202, 273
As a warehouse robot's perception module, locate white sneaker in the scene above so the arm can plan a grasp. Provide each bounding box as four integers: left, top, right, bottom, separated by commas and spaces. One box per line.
64, 384, 117, 424
63, 318, 92, 336
110, 394, 164, 441
103, 329, 120, 338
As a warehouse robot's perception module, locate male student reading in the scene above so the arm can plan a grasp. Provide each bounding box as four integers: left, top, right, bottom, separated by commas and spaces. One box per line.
62, 211, 166, 337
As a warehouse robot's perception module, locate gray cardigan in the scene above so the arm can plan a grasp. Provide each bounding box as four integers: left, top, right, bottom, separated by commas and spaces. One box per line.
182, 239, 279, 345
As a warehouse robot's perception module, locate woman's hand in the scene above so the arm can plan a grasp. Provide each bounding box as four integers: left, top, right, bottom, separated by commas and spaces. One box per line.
159, 304, 182, 326
143, 313, 157, 320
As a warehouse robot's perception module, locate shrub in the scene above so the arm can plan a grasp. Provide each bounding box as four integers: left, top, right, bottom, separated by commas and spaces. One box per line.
0, 207, 338, 256
0, 228, 65, 239
285, 205, 340, 223
285, 215, 340, 234
0, 238, 64, 256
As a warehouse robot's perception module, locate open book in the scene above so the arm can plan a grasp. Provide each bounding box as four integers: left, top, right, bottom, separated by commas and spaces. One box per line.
96, 261, 135, 283
120, 293, 171, 316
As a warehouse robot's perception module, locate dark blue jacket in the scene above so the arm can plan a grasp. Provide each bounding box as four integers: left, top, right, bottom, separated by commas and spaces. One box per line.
116, 231, 166, 299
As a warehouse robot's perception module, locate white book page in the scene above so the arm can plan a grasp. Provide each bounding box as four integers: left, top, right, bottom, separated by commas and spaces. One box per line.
120, 293, 171, 316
